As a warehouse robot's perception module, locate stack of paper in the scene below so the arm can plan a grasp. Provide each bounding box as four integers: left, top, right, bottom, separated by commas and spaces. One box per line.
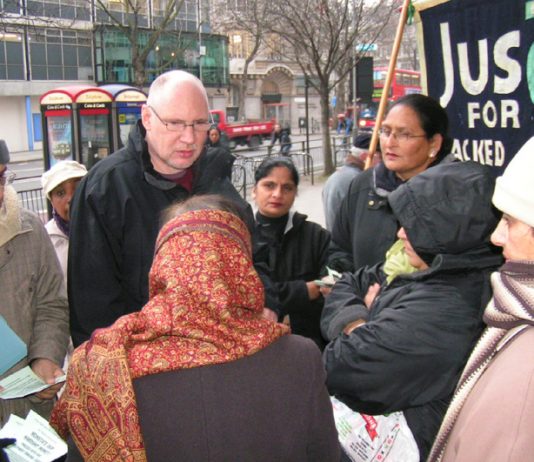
0, 411, 67, 462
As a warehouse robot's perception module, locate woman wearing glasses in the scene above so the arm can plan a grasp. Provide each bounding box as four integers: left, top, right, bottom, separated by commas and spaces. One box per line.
327, 94, 455, 273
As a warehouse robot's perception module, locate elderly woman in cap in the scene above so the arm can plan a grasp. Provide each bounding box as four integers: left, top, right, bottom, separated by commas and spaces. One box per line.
41, 160, 87, 285
428, 137, 534, 462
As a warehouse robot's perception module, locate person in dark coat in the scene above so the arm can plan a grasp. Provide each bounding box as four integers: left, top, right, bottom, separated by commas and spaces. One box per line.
253, 157, 331, 350
328, 94, 455, 273
270, 123, 292, 156
322, 132, 371, 231
321, 161, 503, 461
53, 195, 340, 462
204, 125, 235, 181
206, 125, 228, 149
68, 70, 278, 347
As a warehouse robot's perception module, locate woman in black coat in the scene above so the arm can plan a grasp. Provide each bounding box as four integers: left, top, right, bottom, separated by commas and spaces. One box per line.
322, 161, 503, 460
328, 94, 455, 273
253, 157, 331, 349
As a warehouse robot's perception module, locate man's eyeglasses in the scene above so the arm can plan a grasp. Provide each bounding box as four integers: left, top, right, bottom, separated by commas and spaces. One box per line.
0, 168, 16, 186
378, 127, 427, 143
148, 106, 213, 133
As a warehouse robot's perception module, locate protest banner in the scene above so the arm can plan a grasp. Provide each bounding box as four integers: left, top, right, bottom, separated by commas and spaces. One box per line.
413, 0, 534, 174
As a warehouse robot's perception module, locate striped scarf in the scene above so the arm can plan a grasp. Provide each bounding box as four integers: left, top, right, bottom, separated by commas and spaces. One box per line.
428, 260, 534, 461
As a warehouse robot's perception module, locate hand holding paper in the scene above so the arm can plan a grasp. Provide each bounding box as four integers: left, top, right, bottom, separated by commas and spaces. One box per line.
31, 358, 65, 399
0, 366, 65, 400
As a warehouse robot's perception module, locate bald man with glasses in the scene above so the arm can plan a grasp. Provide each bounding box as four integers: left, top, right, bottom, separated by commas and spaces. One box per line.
67, 70, 270, 346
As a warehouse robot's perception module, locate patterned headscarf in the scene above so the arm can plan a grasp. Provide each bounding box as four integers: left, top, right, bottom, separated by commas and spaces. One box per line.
51, 209, 289, 461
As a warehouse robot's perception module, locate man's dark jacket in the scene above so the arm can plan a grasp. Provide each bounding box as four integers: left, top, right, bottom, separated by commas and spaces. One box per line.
68, 122, 252, 346
322, 161, 503, 460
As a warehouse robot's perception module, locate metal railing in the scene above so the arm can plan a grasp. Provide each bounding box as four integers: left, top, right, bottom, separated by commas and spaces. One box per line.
17, 188, 49, 223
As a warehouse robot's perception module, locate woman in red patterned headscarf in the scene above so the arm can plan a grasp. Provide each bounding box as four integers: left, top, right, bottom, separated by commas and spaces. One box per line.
51, 195, 339, 462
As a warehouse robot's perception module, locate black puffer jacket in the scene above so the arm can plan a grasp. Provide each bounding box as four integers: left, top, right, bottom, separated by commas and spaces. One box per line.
328, 154, 455, 273
69, 121, 250, 346
321, 162, 503, 460
254, 211, 331, 350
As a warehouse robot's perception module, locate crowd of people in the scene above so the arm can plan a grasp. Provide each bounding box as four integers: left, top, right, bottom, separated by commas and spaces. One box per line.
1, 69, 534, 462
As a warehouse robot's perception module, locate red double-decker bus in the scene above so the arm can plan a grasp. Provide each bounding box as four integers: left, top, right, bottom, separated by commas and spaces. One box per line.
358, 67, 422, 131
373, 67, 422, 100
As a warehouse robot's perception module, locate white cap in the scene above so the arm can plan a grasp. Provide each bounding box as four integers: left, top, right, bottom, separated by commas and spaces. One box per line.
492, 137, 534, 227
41, 160, 87, 200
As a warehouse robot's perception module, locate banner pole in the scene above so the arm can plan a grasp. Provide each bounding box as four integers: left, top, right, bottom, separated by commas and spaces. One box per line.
365, 0, 412, 170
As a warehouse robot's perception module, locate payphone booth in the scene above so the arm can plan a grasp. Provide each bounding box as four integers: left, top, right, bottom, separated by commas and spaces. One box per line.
75, 87, 113, 169
41, 86, 113, 169
41, 86, 86, 169
99, 84, 147, 152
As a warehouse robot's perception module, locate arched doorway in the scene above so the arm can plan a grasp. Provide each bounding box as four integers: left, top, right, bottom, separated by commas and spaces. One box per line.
261, 66, 293, 126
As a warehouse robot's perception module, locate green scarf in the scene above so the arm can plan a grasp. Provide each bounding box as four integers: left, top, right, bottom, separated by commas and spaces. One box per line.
383, 239, 418, 284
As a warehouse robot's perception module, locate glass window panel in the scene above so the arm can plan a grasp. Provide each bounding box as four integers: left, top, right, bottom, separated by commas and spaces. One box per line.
7, 64, 24, 79
48, 65, 63, 79
61, 4, 75, 18
63, 45, 77, 65
77, 7, 90, 20
44, 2, 60, 17
31, 65, 48, 79
6, 42, 23, 65
30, 43, 46, 65
78, 46, 92, 66
64, 66, 77, 79
0, 65, 6, 79
47, 44, 62, 65
3, 0, 20, 13
0, 44, 5, 62
27, 0, 45, 15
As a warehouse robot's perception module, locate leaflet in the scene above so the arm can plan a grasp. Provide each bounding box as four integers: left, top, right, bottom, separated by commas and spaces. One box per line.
0, 411, 67, 462
0, 366, 66, 400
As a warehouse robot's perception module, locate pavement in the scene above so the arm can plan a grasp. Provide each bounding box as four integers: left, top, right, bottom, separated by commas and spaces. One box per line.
8, 149, 43, 164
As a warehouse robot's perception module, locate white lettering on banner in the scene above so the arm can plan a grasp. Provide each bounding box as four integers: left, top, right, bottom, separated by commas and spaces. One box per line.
494, 31, 522, 94
452, 138, 505, 166
439, 23, 454, 108
458, 39, 489, 95
439, 24, 522, 107
467, 99, 520, 128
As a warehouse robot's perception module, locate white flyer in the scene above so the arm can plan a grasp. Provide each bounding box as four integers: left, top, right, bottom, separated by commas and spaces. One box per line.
0, 410, 67, 462
0, 366, 65, 399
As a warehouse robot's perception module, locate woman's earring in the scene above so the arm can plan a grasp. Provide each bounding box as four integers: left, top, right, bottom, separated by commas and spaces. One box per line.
429, 151, 436, 158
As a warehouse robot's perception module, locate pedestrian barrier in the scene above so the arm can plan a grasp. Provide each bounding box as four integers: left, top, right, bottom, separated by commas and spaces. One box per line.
17, 188, 49, 223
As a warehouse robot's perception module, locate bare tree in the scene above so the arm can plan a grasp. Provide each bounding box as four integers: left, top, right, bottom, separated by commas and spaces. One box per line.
210, 0, 271, 119
93, 0, 185, 87
265, 0, 395, 174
